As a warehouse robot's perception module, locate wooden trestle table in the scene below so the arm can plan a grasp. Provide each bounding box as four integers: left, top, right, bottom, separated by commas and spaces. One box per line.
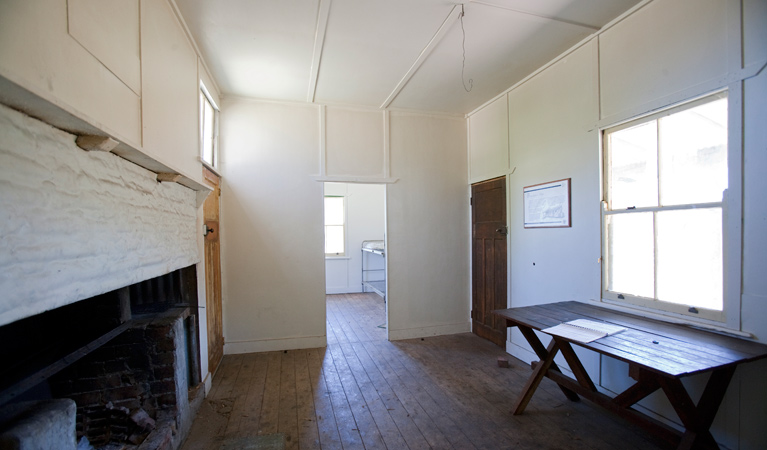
492, 301, 767, 450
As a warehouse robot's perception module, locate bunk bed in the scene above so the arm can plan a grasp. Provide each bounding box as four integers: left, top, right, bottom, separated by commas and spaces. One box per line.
361, 240, 385, 301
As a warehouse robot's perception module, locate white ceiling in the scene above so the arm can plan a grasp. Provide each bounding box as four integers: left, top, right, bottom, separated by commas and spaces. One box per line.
176, 0, 641, 115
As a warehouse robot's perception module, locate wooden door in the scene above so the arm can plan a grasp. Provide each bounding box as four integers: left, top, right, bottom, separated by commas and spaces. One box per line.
471, 177, 508, 347
203, 167, 224, 375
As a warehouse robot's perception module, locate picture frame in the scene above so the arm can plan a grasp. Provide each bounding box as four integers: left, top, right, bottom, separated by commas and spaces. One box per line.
523, 178, 571, 228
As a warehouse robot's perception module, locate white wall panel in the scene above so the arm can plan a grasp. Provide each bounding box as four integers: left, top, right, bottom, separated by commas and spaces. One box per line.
0, 0, 141, 146
507, 40, 600, 308
387, 112, 470, 339
742, 69, 767, 341
219, 100, 326, 353
141, 0, 201, 183
469, 95, 509, 183
599, 0, 730, 120
743, 0, 767, 67
740, 63, 767, 445
325, 107, 385, 177
67, 0, 141, 94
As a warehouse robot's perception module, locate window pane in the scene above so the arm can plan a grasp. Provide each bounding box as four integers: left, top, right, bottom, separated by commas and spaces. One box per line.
325, 225, 344, 254
324, 197, 344, 226
607, 212, 654, 298
659, 97, 727, 205
608, 122, 658, 209
202, 96, 215, 165
656, 208, 722, 310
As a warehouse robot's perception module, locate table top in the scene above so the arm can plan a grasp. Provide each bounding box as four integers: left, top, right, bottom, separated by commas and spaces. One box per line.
493, 301, 767, 378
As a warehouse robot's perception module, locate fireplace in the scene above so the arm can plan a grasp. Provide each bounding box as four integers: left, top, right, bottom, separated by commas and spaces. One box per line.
0, 267, 203, 449
0, 100, 206, 449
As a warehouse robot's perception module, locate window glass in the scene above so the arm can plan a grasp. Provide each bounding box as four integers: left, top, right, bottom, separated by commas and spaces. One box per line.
656, 208, 722, 309
658, 98, 727, 206
324, 196, 345, 255
200, 89, 217, 167
606, 212, 654, 298
603, 93, 727, 316
608, 122, 658, 209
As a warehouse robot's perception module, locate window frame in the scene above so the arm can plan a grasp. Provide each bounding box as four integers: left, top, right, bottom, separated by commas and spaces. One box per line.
600, 89, 741, 327
324, 195, 347, 258
199, 82, 219, 170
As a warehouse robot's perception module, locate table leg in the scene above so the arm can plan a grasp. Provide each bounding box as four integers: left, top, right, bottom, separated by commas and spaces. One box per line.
517, 326, 580, 402
513, 339, 560, 415
658, 366, 736, 450
556, 339, 597, 392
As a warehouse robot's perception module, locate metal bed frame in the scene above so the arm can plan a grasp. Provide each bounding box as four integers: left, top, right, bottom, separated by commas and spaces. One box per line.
361, 240, 385, 301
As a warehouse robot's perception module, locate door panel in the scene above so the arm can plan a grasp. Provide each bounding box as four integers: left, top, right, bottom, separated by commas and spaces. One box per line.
203, 167, 223, 375
472, 177, 508, 347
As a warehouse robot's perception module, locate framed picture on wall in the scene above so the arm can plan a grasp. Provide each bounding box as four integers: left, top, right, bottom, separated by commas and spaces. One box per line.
523, 178, 571, 228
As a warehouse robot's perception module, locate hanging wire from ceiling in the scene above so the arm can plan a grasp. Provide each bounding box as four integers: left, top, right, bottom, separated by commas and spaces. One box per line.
460, 4, 473, 93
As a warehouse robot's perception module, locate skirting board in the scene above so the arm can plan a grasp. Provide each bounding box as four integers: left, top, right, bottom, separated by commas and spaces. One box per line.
224, 335, 327, 354
202, 372, 213, 396
388, 321, 470, 341
325, 287, 363, 295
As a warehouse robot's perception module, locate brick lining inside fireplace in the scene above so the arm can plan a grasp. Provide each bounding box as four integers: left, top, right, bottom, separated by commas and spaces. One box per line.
0, 266, 203, 450
49, 309, 189, 446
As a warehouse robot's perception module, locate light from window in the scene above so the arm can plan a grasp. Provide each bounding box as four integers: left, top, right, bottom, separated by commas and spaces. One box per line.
324, 196, 345, 256
603, 93, 727, 315
200, 89, 217, 167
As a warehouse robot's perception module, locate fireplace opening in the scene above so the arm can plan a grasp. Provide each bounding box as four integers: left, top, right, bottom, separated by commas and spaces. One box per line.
0, 265, 203, 450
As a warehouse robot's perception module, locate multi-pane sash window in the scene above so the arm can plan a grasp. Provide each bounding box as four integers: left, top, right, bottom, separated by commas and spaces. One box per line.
324, 196, 345, 256
602, 93, 728, 319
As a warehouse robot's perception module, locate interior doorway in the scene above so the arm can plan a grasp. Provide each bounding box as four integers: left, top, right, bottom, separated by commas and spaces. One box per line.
323, 182, 387, 337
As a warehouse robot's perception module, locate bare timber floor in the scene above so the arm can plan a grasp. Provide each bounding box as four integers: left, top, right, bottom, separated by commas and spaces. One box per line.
180, 293, 666, 449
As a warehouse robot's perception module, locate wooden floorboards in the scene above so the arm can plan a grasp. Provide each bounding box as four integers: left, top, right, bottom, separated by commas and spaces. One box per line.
181, 293, 666, 449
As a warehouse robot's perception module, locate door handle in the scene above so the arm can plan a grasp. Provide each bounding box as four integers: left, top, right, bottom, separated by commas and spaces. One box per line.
496, 226, 508, 236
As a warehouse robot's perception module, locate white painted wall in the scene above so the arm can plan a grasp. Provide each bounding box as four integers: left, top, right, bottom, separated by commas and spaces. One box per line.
0, 0, 142, 148
325, 107, 386, 178
324, 182, 386, 295
466, 0, 767, 447
387, 112, 470, 340
219, 99, 469, 349
140, 0, 201, 184
0, 0, 209, 188
468, 95, 509, 184
599, 0, 732, 120
0, 104, 198, 327
219, 99, 326, 354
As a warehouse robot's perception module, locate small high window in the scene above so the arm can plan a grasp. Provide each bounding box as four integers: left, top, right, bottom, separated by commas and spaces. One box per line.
602, 92, 728, 319
200, 86, 218, 168
324, 196, 345, 256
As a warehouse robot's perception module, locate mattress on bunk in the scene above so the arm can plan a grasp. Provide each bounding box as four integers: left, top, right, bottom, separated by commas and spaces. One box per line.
362, 240, 385, 252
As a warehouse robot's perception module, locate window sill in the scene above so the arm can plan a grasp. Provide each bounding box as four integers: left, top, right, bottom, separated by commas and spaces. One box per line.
325, 256, 350, 260
199, 157, 220, 177
590, 298, 752, 339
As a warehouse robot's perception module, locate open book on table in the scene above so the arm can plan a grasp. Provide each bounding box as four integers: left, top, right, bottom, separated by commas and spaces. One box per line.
542, 319, 626, 344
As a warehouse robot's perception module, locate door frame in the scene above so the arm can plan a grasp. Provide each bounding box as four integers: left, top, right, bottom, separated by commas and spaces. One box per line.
322, 181, 389, 340
202, 167, 224, 376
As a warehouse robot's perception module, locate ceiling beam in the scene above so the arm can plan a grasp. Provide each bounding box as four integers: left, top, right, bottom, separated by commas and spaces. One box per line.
307, 0, 333, 103
380, 4, 463, 109
469, 0, 600, 31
